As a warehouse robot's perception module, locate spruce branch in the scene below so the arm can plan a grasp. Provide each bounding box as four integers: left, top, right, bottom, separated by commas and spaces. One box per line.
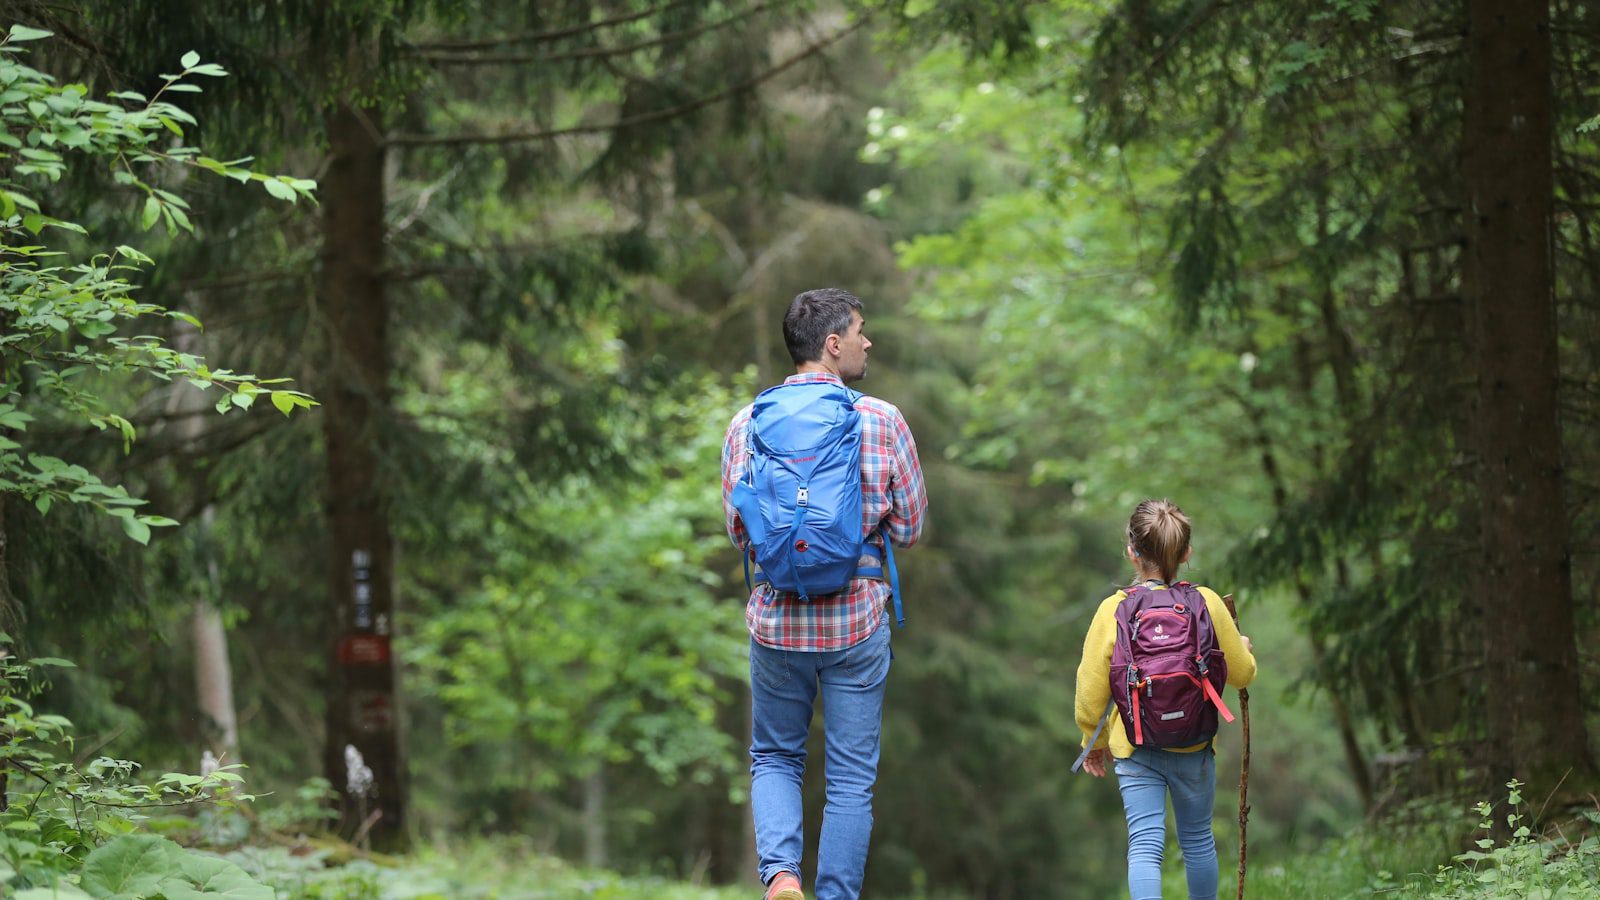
406, 0, 702, 52
387, 20, 862, 149
417, 1, 784, 66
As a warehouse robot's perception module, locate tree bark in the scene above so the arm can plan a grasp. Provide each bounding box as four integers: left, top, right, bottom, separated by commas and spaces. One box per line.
171, 326, 241, 764
321, 101, 406, 847
1464, 0, 1594, 801
582, 767, 607, 869
192, 511, 239, 760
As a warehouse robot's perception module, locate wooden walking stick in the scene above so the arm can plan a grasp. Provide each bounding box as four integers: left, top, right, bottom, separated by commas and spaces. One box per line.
1222, 594, 1250, 900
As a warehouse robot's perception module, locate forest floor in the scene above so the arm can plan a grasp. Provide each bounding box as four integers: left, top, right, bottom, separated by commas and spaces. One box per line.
217, 787, 1600, 899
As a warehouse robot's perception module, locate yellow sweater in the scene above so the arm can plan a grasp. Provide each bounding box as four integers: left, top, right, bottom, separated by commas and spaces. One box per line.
1075, 584, 1257, 758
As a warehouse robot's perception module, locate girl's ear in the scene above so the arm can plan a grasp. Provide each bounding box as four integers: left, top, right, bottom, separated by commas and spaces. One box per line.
1126, 544, 1138, 562
1181, 545, 1193, 564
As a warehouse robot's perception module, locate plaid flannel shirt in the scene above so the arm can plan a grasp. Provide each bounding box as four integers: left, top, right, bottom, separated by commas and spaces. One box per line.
722, 373, 928, 651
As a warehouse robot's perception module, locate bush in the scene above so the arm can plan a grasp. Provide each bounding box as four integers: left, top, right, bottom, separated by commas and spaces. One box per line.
0, 648, 273, 897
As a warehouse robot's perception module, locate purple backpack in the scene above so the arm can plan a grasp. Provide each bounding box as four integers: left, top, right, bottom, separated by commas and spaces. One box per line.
1073, 582, 1235, 771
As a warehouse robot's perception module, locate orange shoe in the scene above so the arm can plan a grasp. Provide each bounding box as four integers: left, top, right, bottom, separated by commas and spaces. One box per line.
764, 872, 804, 900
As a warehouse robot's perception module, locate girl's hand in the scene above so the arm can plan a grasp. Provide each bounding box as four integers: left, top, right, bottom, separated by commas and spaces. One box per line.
1082, 747, 1108, 778
1241, 634, 1254, 653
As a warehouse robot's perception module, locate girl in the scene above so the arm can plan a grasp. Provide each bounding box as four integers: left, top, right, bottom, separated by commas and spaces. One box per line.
1074, 499, 1256, 900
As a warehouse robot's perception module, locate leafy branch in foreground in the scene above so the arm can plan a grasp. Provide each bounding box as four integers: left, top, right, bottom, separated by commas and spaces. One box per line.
0, 26, 317, 543
0, 647, 272, 897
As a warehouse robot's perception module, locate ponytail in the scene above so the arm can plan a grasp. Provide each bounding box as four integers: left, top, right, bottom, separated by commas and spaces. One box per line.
1126, 499, 1192, 584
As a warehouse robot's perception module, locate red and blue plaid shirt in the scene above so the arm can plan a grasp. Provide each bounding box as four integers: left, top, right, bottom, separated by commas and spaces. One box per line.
722, 373, 928, 651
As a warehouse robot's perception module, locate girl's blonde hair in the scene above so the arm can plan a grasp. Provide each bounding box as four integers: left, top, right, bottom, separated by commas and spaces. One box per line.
1126, 498, 1191, 584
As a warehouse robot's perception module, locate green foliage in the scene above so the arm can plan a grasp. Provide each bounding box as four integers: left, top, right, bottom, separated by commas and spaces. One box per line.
0, 650, 271, 897
406, 371, 748, 797
1416, 781, 1600, 899
1247, 784, 1600, 899
0, 30, 315, 541
252, 778, 339, 836
1244, 799, 1463, 898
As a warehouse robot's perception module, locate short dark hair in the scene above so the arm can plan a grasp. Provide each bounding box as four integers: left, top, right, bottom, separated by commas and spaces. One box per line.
783, 288, 862, 364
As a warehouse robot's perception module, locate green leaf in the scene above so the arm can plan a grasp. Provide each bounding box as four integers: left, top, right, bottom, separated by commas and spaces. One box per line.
270, 391, 296, 415
21, 214, 42, 235
78, 835, 183, 898
180, 51, 201, 69
140, 196, 160, 231
162, 852, 273, 899
27, 657, 76, 668
120, 515, 151, 545
34, 495, 51, 516
7, 25, 54, 42
262, 177, 297, 202
116, 244, 154, 265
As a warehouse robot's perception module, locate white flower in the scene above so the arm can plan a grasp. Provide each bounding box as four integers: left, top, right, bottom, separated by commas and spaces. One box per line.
345, 744, 375, 799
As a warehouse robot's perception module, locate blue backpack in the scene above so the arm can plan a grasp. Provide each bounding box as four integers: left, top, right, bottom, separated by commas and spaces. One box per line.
730, 380, 904, 627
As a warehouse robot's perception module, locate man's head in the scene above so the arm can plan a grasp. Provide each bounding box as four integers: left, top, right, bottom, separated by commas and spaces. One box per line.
783, 288, 872, 382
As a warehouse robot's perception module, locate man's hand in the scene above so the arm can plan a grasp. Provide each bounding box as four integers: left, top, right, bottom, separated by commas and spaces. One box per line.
1082, 747, 1108, 778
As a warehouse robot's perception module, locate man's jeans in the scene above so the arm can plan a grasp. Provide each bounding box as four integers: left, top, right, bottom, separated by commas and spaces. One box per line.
1114, 747, 1219, 900
749, 619, 891, 900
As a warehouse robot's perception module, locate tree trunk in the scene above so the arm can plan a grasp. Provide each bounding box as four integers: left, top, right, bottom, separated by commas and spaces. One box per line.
192, 599, 238, 756
741, 683, 759, 883
321, 101, 405, 847
1464, 0, 1594, 800
172, 327, 241, 764
582, 767, 607, 869
192, 509, 239, 761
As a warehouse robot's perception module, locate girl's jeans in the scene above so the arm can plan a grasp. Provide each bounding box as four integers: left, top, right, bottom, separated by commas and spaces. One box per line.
748, 619, 891, 900
1114, 746, 1220, 900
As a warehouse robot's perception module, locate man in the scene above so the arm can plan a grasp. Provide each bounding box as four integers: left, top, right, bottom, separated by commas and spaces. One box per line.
721, 288, 928, 900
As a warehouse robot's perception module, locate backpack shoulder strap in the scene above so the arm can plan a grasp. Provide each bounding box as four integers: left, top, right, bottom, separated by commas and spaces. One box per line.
1071, 699, 1116, 774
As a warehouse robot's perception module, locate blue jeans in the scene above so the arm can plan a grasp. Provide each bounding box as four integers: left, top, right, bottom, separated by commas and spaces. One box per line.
749, 620, 891, 900
1114, 747, 1219, 900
